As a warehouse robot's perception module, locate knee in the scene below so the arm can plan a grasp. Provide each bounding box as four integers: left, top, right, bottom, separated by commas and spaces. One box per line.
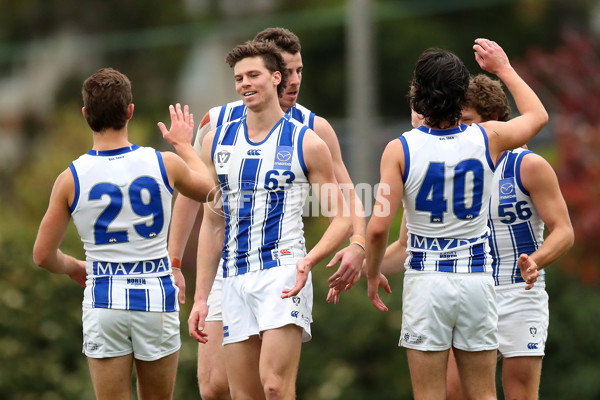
199, 382, 231, 400
262, 376, 291, 400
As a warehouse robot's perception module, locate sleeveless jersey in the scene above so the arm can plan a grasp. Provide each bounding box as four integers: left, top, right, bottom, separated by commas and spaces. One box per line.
194, 100, 315, 152
211, 114, 310, 277
488, 148, 546, 285
400, 124, 496, 273
70, 145, 178, 312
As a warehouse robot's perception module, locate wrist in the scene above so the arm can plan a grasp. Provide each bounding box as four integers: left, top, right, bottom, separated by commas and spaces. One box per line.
171, 256, 182, 271
349, 234, 366, 252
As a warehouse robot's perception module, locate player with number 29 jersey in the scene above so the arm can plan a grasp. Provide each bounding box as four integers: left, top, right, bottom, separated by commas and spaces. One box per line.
400, 123, 495, 273
70, 145, 178, 312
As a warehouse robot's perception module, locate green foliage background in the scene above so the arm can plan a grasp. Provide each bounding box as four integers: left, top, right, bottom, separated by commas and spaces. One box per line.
1, 1, 599, 399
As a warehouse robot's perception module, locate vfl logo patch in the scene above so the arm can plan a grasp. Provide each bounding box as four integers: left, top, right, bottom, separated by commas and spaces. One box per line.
498, 177, 517, 204
292, 296, 301, 305
217, 150, 231, 165
274, 146, 293, 170
530, 327, 537, 337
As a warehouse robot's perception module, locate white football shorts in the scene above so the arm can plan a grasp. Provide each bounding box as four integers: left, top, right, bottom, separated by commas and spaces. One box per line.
496, 282, 548, 358
82, 307, 180, 361
221, 264, 313, 345
206, 263, 224, 322
400, 270, 498, 352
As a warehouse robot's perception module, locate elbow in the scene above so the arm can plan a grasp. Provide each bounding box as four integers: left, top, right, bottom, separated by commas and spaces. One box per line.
534, 109, 550, 132
565, 227, 575, 252
33, 245, 50, 269
366, 223, 388, 244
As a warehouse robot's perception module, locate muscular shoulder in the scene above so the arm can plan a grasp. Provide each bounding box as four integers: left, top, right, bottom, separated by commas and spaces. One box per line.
519, 152, 558, 192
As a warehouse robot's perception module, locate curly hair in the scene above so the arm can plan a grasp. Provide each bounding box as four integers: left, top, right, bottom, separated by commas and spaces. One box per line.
466, 74, 511, 122
225, 41, 290, 98
408, 49, 470, 128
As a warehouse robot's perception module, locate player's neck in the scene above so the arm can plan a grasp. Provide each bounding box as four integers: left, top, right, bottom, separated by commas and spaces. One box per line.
245, 101, 285, 142
91, 128, 132, 151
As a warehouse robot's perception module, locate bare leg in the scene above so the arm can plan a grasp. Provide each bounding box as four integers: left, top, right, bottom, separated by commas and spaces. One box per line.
88, 354, 133, 400
446, 348, 467, 400
453, 348, 497, 400
224, 335, 265, 400
259, 325, 303, 400
406, 348, 449, 400
197, 321, 231, 399
502, 356, 542, 400
135, 351, 179, 400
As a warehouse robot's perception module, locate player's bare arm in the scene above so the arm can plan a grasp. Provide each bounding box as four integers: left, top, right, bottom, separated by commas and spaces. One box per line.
473, 39, 549, 160
282, 129, 352, 298
521, 153, 574, 270
33, 169, 86, 286
365, 139, 405, 311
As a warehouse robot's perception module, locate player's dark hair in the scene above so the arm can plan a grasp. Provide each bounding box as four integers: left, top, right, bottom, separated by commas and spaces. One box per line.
254, 27, 301, 54
82, 68, 132, 132
408, 49, 470, 128
466, 74, 511, 122
226, 41, 289, 98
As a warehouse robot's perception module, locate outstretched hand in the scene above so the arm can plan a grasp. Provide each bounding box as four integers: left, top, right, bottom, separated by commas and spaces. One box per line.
326, 244, 365, 291
158, 103, 195, 148
518, 253, 539, 290
473, 38, 512, 76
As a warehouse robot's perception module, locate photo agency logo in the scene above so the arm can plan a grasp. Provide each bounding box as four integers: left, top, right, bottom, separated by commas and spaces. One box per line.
205, 182, 392, 219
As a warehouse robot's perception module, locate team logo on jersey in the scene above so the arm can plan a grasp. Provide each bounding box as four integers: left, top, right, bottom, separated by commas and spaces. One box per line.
274, 146, 293, 170
498, 177, 517, 204
217, 149, 231, 165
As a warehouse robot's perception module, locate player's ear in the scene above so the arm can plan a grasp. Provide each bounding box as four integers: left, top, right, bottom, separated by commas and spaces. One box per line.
82, 107, 86, 119
127, 104, 134, 120
272, 71, 282, 86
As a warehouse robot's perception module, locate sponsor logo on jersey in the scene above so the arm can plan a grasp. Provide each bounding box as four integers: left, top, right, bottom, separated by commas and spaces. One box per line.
527, 342, 539, 350
93, 256, 169, 276
291, 311, 299, 318
410, 234, 483, 251
274, 146, 293, 170
402, 332, 424, 345
499, 177, 517, 204
247, 149, 261, 156
127, 278, 147, 286
223, 325, 229, 338
84, 340, 100, 351
271, 248, 294, 260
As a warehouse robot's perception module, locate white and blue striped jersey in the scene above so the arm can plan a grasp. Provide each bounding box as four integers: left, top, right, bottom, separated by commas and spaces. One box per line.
211, 114, 310, 277
194, 100, 316, 152
488, 148, 545, 286
400, 124, 496, 273
70, 145, 178, 312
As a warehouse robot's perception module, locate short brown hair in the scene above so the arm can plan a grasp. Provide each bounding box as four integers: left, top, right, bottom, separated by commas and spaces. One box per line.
82, 68, 132, 132
225, 41, 289, 98
253, 27, 301, 54
466, 74, 511, 122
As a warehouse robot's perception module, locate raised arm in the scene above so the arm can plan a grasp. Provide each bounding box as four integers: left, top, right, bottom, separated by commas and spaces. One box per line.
33, 169, 86, 286
281, 130, 352, 298
312, 116, 367, 291
521, 153, 574, 269
473, 39, 549, 160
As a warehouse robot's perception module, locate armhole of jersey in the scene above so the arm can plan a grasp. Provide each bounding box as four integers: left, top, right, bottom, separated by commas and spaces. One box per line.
211, 125, 223, 162
515, 150, 533, 196
155, 151, 173, 195
297, 125, 309, 176
216, 105, 227, 127
398, 136, 410, 183
477, 124, 496, 172
308, 112, 315, 130
68, 163, 80, 214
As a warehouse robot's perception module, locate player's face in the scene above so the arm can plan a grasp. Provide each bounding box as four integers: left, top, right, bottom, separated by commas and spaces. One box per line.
280, 51, 303, 110
460, 106, 484, 125
234, 56, 280, 110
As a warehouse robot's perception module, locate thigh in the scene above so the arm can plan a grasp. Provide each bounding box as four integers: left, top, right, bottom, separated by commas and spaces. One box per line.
453, 274, 498, 351
446, 348, 467, 400
453, 348, 497, 400
197, 320, 230, 396
259, 325, 303, 394
501, 356, 543, 400
405, 348, 449, 400
224, 335, 264, 400
131, 310, 180, 361
135, 351, 179, 400
88, 354, 133, 400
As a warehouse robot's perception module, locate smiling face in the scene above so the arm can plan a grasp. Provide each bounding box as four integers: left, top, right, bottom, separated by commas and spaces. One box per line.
233, 56, 281, 111
279, 51, 303, 110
